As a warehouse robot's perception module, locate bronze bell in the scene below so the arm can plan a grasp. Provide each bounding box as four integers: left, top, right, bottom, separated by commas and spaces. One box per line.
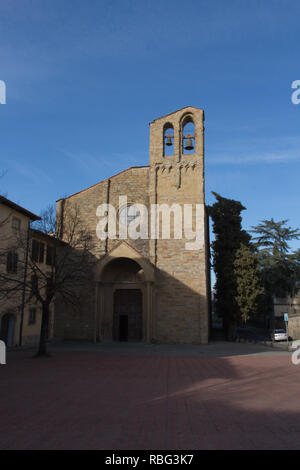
184, 137, 194, 151
165, 135, 173, 146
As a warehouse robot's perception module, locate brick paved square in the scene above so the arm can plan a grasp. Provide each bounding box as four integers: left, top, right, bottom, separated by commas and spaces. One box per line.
0, 343, 299, 450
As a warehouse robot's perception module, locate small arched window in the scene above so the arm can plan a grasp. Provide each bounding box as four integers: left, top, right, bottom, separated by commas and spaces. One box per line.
182, 116, 195, 155
163, 123, 174, 157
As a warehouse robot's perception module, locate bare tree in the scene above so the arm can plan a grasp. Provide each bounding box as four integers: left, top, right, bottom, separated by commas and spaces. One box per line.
0, 203, 95, 357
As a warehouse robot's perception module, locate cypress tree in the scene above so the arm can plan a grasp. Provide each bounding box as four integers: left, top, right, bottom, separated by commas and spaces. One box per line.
209, 192, 250, 340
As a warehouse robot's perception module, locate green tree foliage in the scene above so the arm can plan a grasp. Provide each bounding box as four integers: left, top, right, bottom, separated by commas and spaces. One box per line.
251, 218, 299, 256
251, 219, 300, 325
209, 192, 252, 339
233, 243, 264, 324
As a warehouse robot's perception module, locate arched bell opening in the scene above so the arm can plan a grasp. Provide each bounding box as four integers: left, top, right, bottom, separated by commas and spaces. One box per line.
181, 116, 195, 155
163, 122, 174, 157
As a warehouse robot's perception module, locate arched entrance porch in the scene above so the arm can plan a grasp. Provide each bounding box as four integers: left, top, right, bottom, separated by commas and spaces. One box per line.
94, 242, 155, 343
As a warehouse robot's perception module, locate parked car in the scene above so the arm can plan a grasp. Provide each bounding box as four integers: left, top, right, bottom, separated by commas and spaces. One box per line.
271, 329, 288, 342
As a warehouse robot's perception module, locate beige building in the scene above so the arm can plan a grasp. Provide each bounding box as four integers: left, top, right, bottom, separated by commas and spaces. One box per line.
274, 295, 300, 340
0, 197, 55, 347
54, 106, 211, 344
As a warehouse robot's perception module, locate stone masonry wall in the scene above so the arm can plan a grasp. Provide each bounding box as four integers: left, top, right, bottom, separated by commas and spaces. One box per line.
54, 166, 150, 340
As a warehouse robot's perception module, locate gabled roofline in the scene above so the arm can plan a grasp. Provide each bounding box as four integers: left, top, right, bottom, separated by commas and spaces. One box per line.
0, 196, 41, 221
102, 240, 156, 269
30, 228, 66, 245
150, 106, 204, 124
57, 165, 150, 202
95, 240, 156, 283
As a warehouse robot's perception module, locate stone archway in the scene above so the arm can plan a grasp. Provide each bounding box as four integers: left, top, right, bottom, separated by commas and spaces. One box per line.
94, 242, 155, 343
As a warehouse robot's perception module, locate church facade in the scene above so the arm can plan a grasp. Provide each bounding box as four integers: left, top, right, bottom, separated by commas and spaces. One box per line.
54, 106, 211, 344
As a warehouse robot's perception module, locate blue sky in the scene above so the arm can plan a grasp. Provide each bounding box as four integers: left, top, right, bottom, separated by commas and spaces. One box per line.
1, 0, 300, 249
